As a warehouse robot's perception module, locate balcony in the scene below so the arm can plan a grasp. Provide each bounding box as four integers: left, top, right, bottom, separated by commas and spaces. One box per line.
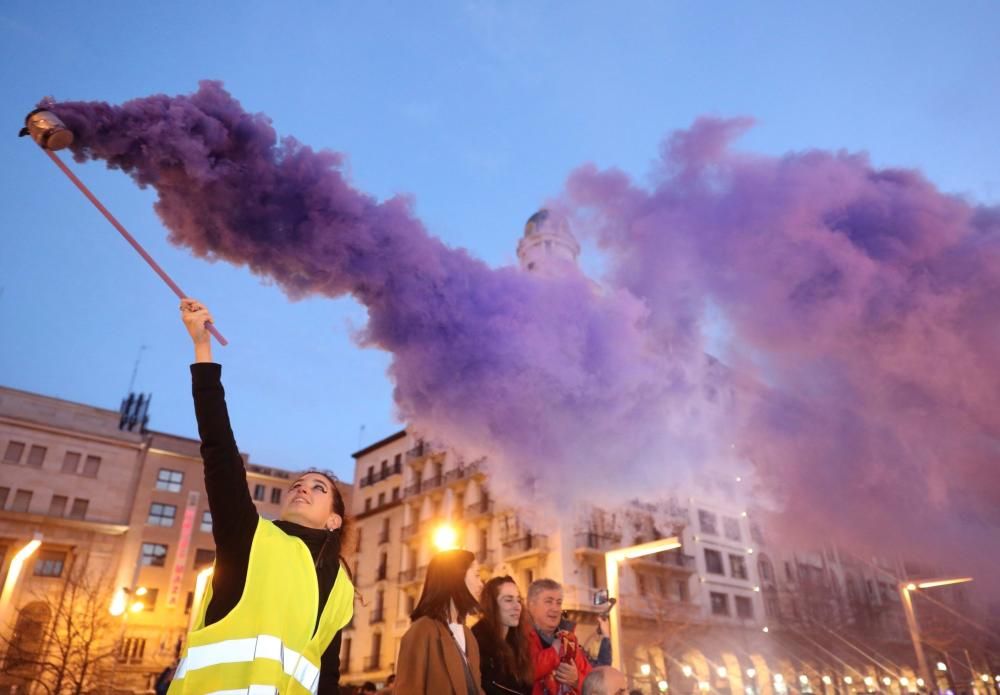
398, 565, 427, 586
443, 459, 483, 484
502, 534, 549, 560
465, 499, 495, 520
405, 441, 436, 462
364, 655, 381, 671
401, 522, 421, 541
403, 475, 442, 498
632, 552, 698, 572
574, 531, 623, 553
359, 461, 404, 488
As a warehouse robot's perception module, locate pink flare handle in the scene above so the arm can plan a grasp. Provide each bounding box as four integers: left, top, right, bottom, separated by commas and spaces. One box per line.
42, 149, 228, 346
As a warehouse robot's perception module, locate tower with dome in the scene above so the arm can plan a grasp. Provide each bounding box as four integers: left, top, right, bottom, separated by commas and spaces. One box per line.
516, 208, 581, 276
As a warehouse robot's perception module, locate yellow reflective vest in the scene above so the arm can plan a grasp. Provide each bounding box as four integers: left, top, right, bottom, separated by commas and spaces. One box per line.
168, 517, 354, 694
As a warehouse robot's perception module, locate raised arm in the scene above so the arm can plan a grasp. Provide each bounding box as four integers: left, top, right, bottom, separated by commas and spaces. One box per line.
181, 299, 258, 555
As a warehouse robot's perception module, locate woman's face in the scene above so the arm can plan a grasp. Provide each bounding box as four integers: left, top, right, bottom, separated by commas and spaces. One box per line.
496, 581, 522, 628
465, 561, 484, 599
280, 473, 343, 530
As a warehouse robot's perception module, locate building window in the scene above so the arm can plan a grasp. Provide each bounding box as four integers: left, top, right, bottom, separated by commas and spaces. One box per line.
141, 543, 168, 567
61, 451, 81, 474
676, 579, 689, 602
147, 503, 177, 527
710, 592, 730, 616
705, 549, 724, 575
723, 517, 741, 541
11, 490, 33, 513
194, 548, 216, 569
270, 487, 282, 504
698, 510, 718, 535
34, 551, 66, 577
377, 492, 385, 507
379, 518, 390, 544
376, 553, 387, 581
380, 460, 388, 477
0, 487, 9, 509
341, 637, 352, 672
69, 498, 89, 520
637, 573, 647, 596
368, 632, 382, 669
785, 562, 795, 583
735, 595, 754, 619
26, 445, 47, 468
253, 484, 265, 501
156, 468, 184, 492
364, 498, 372, 512
730, 554, 748, 580
394, 453, 402, 470
118, 636, 146, 663
590, 565, 599, 589
201, 510, 213, 532
48, 495, 68, 517
3, 441, 25, 464
759, 556, 774, 582
82, 455, 101, 478
391, 487, 399, 501
356, 529, 363, 553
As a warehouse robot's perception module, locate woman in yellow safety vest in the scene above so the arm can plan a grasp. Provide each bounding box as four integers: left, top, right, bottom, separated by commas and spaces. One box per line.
169, 299, 355, 695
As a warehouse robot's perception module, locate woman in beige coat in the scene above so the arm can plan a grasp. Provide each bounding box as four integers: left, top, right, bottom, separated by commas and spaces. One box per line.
396, 549, 485, 695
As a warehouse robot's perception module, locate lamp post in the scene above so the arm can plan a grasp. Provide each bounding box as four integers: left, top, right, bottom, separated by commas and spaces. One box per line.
605, 536, 682, 673
898, 577, 973, 694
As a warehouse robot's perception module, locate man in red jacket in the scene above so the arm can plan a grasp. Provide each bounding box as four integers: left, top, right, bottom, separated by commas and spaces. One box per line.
525, 579, 592, 695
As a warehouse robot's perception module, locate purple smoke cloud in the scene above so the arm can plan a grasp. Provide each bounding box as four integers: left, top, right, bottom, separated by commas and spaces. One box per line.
46, 84, 1000, 579
564, 117, 1000, 573
48, 82, 731, 510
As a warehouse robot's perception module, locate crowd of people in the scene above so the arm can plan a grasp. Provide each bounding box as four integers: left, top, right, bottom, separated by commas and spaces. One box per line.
170, 300, 629, 695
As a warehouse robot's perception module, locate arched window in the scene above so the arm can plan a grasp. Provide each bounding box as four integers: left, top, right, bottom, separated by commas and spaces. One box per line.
4, 601, 51, 673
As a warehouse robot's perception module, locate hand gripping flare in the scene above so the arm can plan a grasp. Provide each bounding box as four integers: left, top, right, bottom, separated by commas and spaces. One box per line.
19, 107, 228, 346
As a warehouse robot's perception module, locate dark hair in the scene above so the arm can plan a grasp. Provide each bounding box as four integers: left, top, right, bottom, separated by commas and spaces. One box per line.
411, 549, 480, 624
479, 575, 534, 686
295, 469, 352, 573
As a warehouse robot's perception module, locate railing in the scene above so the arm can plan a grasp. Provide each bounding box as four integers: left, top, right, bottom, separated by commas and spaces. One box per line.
398, 565, 427, 585
502, 534, 549, 556
465, 499, 495, 519
638, 552, 697, 570
359, 461, 404, 488
574, 532, 623, 551
406, 441, 434, 461
401, 523, 420, 540
403, 474, 442, 497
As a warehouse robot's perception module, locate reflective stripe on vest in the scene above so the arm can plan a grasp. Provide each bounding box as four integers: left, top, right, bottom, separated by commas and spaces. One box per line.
175, 634, 320, 694
206, 687, 279, 695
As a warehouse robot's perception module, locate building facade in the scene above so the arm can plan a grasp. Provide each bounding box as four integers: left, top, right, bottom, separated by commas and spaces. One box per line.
0, 384, 333, 693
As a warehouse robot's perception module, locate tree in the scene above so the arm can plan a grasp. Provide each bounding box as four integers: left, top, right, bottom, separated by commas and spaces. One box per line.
1, 565, 119, 695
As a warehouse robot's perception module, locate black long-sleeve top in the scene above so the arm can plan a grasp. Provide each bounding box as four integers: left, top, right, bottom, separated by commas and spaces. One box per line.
191, 363, 344, 693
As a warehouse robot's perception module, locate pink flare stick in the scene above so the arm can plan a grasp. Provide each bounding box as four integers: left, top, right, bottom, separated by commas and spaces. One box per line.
43, 149, 228, 346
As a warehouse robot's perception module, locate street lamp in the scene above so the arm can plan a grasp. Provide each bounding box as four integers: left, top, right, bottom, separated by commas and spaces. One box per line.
899, 577, 973, 692
432, 523, 459, 552
605, 536, 681, 672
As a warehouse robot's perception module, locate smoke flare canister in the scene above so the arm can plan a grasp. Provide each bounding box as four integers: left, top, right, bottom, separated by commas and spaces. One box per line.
19, 109, 74, 150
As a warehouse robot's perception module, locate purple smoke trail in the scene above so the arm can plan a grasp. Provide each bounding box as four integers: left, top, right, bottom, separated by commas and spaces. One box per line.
564, 117, 1000, 577
47, 82, 731, 509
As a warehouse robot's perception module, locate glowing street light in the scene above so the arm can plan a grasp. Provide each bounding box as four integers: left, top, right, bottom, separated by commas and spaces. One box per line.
899, 577, 972, 690
699, 682, 710, 692
881, 677, 892, 687
936, 662, 948, 672
641, 664, 652, 676
822, 676, 833, 686
682, 666, 694, 678
605, 535, 681, 672
746, 669, 757, 679
0, 536, 43, 626
799, 675, 809, 685
717, 667, 728, 679
844, 676, 854, 685
432, 523, 459, 552
658, 680, 669, 692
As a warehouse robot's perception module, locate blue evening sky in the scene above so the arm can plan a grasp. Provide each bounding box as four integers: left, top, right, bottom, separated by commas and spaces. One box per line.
1, 1, 997, 481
